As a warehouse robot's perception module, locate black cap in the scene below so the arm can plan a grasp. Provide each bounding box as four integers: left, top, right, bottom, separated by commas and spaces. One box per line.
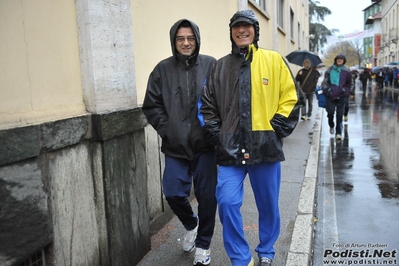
229, 10, 260, 49
230, 16, 254, 27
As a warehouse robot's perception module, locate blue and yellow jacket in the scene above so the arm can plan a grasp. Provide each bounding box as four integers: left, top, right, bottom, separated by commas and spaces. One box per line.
199, 44, 300, 166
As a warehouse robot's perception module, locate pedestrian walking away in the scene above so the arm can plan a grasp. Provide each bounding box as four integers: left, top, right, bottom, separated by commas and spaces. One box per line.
295, 59, 320, 120
142, 19, 218, 266
198, 10, 300, 266
393, 67, 399, 88
321, 53, 352, 141
343, 70, 357, 122
359, 69, 371, 93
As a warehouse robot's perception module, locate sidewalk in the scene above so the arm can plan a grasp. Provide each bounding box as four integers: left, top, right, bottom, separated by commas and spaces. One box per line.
138, 108, 322, 266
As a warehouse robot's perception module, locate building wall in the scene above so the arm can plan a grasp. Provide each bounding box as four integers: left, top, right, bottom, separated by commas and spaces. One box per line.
130, 0, 309, 104
0, 0, 309, 129
379, 0, 399, 65
0, 0, 86, 130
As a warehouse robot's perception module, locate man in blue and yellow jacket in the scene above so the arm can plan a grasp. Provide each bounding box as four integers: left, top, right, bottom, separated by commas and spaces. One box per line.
198, 10, 300, 266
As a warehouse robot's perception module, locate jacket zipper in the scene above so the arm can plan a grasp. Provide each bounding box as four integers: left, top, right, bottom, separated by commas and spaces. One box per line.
186, 60, 193, 158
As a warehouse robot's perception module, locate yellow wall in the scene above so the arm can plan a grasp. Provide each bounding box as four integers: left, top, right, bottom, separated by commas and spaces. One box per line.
0, 0, 86, 130
130, 0, 237, 104
130, 0, 309, 104
1, 0, 308, 129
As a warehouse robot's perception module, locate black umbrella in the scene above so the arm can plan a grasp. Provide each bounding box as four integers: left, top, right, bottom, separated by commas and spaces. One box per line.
371, 66, 383, 73
286, 50, 322, 67
384, 62, 399, 67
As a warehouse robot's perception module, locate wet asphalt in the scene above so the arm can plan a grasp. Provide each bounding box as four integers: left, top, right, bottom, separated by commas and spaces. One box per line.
313, 84, 399, 266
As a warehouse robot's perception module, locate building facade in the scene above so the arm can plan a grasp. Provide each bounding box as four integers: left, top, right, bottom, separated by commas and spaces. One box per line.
378, 0, 399, 65
363, 0, 383, 67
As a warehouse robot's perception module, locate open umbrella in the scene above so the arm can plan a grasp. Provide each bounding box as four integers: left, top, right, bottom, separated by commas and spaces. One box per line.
371, 66, 383, 73
384, 62, 399, 67
286, 50, 322, 67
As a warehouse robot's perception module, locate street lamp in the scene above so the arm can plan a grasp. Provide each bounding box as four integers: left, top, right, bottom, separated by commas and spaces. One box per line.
309, 34, 315, 52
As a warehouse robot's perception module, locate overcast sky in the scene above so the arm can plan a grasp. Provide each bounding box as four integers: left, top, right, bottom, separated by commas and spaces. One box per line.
316, 0, 372, 35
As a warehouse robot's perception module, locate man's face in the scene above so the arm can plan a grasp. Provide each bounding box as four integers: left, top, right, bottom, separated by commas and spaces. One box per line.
231, 22, 254, 48
304, 61, 311, 68
175, 27, 196, 56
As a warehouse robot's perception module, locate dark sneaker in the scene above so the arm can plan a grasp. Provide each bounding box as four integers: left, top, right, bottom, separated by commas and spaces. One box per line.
259, 257, 273, 266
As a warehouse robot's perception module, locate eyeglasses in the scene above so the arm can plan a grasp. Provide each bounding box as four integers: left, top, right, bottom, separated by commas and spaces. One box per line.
176, 36, 196, 43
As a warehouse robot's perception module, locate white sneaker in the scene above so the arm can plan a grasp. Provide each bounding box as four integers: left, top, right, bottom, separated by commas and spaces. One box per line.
193, 247, 211, 265
336, 134, 342, 140
182, 221, 198, 252
301, 116, 307, 121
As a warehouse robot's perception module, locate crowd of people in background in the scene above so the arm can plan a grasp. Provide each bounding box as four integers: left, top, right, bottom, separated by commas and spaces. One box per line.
296, 54, 398, 142
359, 66, 399, 91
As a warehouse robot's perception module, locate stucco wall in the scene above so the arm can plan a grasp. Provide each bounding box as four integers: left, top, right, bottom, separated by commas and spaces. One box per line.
0, 1, 86, 130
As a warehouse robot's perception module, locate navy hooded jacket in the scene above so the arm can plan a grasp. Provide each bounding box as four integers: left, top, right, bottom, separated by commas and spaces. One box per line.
142, 19, 216, 160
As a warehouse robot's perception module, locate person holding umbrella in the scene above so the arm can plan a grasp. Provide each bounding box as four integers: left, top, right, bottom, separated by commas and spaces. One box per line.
295, 59, 320, 120
286, 50, 322, 67
321, 53, 352, 141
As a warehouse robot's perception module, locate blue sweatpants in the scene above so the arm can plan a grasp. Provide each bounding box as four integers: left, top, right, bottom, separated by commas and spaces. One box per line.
217, 162, 281, 266
163, 151, 218, 249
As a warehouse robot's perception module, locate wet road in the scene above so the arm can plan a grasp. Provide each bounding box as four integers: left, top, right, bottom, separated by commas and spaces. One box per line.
313, 85, 399, 266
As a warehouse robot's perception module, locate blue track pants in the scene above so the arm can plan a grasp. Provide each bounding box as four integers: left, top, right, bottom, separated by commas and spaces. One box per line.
217, 162, 281, 266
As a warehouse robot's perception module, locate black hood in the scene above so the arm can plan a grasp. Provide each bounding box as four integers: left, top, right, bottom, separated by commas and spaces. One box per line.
169, 19, 200, 65
229, 10, 260, 51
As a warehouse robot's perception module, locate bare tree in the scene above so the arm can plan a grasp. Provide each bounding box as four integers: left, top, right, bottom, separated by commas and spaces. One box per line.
323, 41, 364, 67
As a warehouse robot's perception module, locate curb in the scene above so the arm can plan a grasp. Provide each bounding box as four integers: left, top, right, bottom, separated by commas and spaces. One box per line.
285, 107, 323, 265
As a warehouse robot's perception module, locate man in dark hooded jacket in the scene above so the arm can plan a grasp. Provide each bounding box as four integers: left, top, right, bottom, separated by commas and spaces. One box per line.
199, 10, 299, 266
142, 19, 217, 266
